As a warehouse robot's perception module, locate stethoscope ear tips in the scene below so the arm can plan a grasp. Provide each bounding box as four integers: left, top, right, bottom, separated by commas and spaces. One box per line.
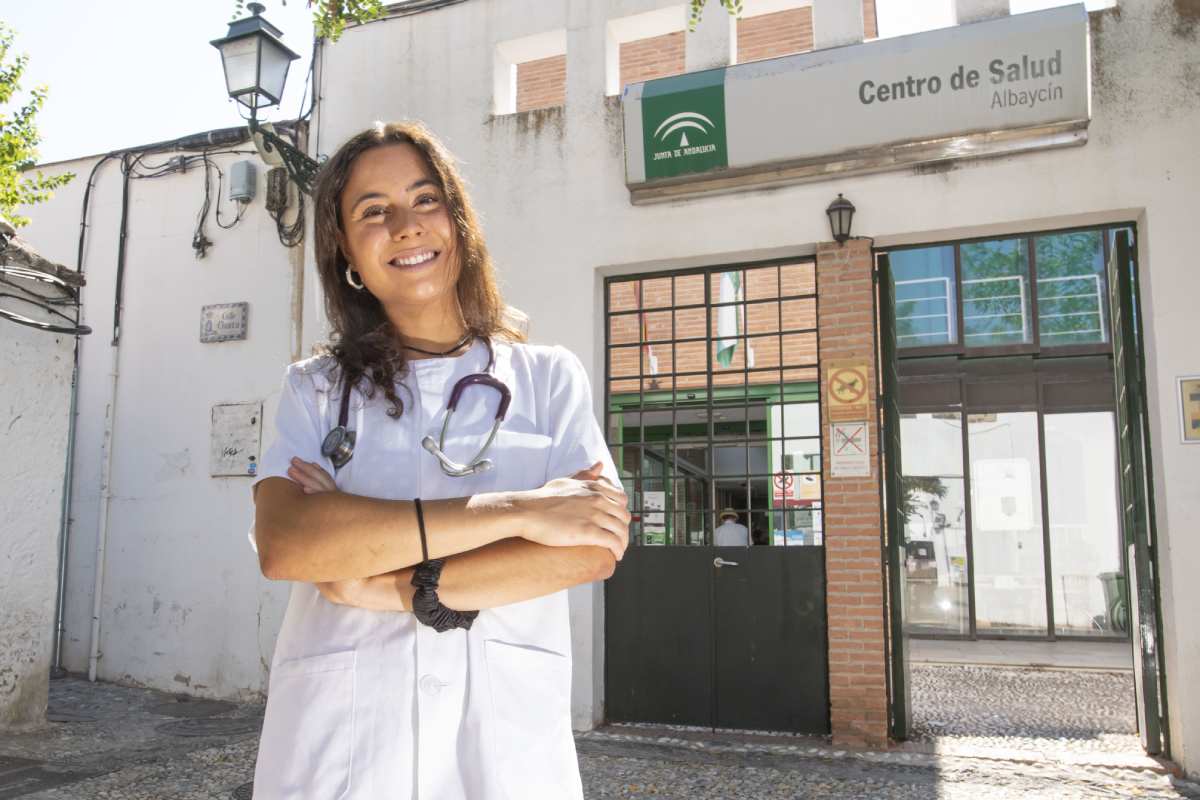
473, 459, 494, 474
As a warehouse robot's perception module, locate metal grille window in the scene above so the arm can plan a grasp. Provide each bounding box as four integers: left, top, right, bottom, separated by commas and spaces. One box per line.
890, 224, 1119, 355
605, 261, 822, 547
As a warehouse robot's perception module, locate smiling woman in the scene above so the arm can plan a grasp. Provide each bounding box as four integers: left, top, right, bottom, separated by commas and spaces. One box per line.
311, 121, 522, 417
249, 120, 631, 799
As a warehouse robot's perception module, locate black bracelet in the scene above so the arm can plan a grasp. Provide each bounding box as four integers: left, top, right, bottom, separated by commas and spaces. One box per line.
411, 559, 479, 633
413, 498, 429, 562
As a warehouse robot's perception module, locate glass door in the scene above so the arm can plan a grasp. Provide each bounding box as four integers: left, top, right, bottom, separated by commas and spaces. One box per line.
967, 411, 1048, 636
1043, 412, 1125, 637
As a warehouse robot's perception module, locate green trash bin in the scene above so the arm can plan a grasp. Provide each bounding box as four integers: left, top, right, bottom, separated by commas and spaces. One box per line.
1099, 571, 1128, 634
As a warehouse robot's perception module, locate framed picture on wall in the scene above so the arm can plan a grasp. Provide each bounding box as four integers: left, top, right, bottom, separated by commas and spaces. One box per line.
1180, 375, 1200, 444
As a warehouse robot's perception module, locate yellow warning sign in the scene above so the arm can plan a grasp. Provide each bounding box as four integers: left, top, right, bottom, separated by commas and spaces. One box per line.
825, 361, 870, 420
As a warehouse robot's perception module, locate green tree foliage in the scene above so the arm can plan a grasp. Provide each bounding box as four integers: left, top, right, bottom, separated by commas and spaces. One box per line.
0, 22, 73, 229
688, 0, 743, 31
900, 475, 948, 522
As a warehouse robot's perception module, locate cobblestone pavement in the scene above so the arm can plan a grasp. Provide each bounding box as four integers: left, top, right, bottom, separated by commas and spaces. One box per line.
909, 663, 1142, 754
1, 674, 1197, 800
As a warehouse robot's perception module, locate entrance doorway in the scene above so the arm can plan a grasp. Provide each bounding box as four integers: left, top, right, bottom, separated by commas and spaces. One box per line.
879, 225, 1167, 756
602, 260, 830, 734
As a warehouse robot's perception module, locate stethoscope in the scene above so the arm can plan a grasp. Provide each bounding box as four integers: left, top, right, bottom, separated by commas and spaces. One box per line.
320, 338, 512, 477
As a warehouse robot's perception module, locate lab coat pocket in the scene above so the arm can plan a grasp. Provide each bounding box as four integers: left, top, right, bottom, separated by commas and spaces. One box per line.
255, 650, 357, 800
484, 640, 581, 800
470, 430, 553, 494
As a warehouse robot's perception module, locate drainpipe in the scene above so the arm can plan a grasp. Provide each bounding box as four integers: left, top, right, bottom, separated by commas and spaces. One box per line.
88, 342, 120, 682
49, 353, 80, 678
88, 154, 132, 682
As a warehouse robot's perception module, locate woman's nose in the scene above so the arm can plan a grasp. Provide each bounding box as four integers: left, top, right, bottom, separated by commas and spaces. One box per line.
387, 210, 422, 241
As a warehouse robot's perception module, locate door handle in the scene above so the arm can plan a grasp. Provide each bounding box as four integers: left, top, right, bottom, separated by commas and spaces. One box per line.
713, 557, 740, 568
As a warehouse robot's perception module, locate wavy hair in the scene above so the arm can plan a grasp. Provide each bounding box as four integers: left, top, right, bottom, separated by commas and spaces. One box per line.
311, 121, 524, 417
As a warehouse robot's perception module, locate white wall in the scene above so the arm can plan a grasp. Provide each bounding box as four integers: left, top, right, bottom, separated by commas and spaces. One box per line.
310, 0, 1199, 765
0, 306, 73, 726
19, 149, 299, 700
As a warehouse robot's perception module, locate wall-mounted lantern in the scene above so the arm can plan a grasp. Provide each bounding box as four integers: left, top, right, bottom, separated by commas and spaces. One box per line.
826, 194, 856, 245
211, 3, 318, 194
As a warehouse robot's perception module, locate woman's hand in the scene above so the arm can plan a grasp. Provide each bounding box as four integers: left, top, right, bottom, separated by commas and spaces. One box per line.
287, 457, 337, 494
510, 462, 631, 561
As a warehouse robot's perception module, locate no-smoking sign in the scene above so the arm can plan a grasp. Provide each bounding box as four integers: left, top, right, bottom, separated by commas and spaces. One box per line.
825, 361, 870, 420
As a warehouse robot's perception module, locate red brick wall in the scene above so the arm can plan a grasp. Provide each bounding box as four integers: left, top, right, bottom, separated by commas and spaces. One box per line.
619, 32, 685, 94
863, 0, 879, 39
816, 238, 888, 749
516, 54, 566, 112
736, 7, 814, 63
606, 265, 818, 396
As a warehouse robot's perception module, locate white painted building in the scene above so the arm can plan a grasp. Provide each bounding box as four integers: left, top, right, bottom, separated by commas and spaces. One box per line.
0, 223, 77, 727
17, 0, 1200, 775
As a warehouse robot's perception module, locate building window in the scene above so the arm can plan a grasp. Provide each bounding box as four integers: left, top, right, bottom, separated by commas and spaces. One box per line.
961, 237, 1032, 347
892, 245, 956, 348
494, 30, 566, 115
887, 224, 1124, 355
606, 262, 821, 547
1034, 230, 1107, 346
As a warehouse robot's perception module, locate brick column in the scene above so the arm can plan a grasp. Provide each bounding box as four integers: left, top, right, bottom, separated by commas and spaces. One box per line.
816, 238, 889, 749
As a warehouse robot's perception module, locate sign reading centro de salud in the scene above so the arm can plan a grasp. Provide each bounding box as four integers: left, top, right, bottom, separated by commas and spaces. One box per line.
624, 4, 1090, 198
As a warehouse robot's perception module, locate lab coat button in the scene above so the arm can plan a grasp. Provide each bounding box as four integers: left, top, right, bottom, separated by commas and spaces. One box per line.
419, 674, 443, 696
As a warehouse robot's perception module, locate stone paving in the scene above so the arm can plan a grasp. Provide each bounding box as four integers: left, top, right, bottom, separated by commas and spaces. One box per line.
0, 669, 1197, 800
909, 662, 1142, 753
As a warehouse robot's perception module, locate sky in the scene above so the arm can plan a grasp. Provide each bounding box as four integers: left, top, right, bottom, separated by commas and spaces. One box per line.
5, 0, 317, 165
5, 0, 1091, 167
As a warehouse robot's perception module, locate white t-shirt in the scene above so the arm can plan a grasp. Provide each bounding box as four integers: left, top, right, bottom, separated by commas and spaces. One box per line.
714, 520, 750, 547
249, 339, 615, 800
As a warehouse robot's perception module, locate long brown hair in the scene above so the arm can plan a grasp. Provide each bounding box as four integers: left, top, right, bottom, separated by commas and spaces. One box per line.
311, 121, 524, 417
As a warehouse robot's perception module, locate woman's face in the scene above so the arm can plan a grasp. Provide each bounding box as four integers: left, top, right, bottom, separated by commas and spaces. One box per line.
337, 143, 459, 314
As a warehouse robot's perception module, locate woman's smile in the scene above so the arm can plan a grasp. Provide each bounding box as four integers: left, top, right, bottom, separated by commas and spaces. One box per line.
387, 248, 440, 270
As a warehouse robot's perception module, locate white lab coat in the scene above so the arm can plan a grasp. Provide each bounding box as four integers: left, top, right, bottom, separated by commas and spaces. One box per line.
249, 339, 617, 800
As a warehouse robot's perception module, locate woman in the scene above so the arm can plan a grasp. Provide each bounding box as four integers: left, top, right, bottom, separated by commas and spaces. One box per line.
250, 121, 629, 800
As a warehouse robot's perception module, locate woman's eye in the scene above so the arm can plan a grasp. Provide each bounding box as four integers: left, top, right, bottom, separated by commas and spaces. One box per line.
361, 206, 386, 218
416, 194, 439, 207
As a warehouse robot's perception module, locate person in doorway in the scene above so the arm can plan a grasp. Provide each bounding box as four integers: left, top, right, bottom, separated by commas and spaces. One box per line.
714, 508, 750, 547
249, 121, 630, 800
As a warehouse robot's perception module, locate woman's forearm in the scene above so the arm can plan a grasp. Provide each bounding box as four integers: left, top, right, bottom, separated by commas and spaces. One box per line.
317, 540, 615, 612
255, 477, 519, 583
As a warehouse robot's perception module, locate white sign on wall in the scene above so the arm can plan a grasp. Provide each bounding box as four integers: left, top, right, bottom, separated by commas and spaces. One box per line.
830, 421, 871, 477
210, 402, 262, 477
624, 4, 1090, 198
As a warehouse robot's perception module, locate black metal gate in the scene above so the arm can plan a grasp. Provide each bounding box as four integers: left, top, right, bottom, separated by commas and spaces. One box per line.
605, 546, 828, 732
602, 263, 830, 734
1107, 229, 1168, 755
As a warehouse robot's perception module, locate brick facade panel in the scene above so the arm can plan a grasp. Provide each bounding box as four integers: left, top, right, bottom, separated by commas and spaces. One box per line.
620, 32, 685, 94
516, 54, 566, 112
736, 8, 813, 63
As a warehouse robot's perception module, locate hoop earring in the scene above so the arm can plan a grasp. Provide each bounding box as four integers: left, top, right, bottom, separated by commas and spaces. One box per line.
345, 265, 365, 291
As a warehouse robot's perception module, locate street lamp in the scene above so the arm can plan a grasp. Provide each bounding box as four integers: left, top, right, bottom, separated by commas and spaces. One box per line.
825, 194, 856, 245
211, 2, 319, 194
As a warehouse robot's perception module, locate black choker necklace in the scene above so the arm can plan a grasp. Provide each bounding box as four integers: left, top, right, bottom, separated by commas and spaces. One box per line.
403, 333, 474, 357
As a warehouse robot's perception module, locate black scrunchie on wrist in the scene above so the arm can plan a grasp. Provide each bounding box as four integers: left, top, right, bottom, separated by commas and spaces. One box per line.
411, 559, 479, 633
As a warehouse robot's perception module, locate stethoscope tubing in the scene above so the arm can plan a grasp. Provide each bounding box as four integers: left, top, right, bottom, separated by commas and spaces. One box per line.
320, 338, 509, 478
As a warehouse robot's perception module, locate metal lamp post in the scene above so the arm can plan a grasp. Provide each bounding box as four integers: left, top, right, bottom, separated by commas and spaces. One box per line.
211, 2, 319, 194
826, 194, 856, 244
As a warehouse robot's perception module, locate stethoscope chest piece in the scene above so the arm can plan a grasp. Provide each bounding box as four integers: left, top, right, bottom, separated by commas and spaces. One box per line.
322, 425, 356, 470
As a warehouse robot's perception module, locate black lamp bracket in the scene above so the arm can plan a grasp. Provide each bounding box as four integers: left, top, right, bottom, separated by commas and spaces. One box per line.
248, 111, 319, 195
